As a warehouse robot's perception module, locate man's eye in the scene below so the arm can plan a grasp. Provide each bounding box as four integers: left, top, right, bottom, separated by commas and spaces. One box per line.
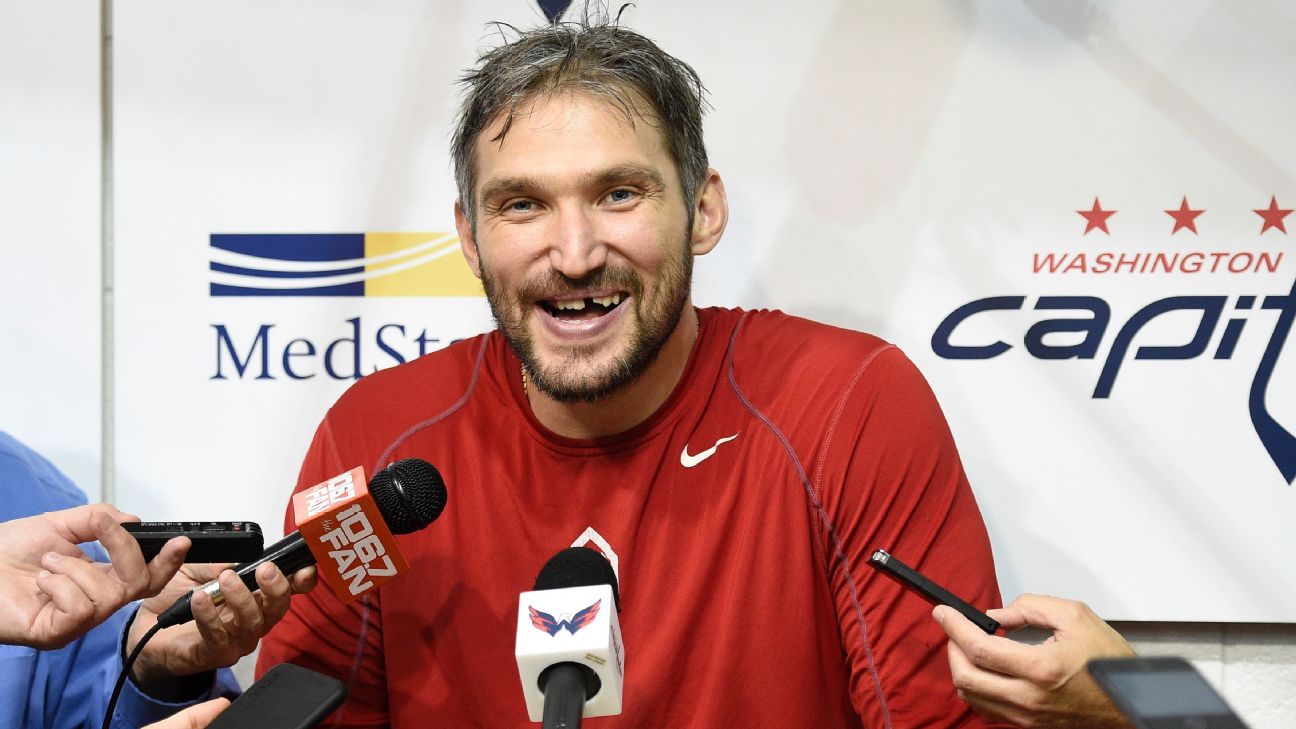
606, 189, 637, 204
507, 200, 534, 213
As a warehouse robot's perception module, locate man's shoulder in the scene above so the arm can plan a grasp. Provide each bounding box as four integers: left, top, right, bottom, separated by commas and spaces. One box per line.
0, 431, 88, 520
725, 307, 898, 375
717, 307, 920, 417
735, 308, 887, 343
325, 332, 495, 429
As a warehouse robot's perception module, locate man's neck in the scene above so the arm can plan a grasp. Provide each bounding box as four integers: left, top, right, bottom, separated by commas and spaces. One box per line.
525, 306, 699, 439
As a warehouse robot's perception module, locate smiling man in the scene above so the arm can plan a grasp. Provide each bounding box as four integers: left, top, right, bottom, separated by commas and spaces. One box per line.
258, 12, 1002, 728
460, 86, 723, 438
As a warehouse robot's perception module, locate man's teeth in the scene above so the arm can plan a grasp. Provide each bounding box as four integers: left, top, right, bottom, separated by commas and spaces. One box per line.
548, 293, 623, 311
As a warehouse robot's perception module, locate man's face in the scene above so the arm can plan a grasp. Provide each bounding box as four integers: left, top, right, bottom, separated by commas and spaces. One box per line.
461, 93, 695, 402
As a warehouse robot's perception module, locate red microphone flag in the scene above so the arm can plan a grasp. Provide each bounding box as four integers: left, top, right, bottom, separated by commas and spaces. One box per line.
292, 466, 409, 603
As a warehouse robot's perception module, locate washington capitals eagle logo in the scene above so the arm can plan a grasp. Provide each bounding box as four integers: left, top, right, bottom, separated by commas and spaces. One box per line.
529, 599, 601, 636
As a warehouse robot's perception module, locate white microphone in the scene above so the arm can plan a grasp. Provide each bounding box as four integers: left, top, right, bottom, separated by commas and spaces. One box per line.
515, 547, 624, 727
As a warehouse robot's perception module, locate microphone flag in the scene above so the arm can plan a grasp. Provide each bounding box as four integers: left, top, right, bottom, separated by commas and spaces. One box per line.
292, 466, 410, 603
515, 583, 624, 722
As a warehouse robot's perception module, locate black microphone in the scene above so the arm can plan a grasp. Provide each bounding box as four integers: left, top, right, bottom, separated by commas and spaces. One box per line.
515, 547, 624, 729
155, 458, 447, 629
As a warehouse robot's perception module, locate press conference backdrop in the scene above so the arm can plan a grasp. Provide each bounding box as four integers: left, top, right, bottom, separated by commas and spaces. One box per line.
0, 2, 101, 491
4, 0, 1295, 711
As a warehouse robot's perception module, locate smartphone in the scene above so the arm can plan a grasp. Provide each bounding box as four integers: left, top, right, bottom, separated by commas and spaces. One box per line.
1088, 657, 1249, 729
122, 521, 264, 562
866, 549, 1000, 634
207, 662, 347, 729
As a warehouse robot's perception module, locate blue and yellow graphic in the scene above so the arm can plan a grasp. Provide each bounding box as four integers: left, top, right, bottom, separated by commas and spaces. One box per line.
210, 233, 482, 297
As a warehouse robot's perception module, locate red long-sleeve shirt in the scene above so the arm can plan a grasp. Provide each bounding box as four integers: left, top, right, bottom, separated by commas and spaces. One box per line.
258, 307, 1002, 728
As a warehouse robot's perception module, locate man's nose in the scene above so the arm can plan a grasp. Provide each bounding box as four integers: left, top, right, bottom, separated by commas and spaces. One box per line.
548, 207, 607, 279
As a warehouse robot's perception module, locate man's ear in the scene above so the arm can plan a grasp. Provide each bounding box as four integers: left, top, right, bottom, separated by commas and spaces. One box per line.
690, 169, 729, 257
454, 199, 482, 278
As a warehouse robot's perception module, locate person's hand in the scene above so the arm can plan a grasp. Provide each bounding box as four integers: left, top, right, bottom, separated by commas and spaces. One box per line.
934, 593, 1136, 729
0, 504, 188, 649
126, 561, 317, 698
142, 698, 231, 729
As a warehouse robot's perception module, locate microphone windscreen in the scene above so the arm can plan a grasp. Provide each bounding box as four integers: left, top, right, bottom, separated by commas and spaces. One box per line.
533, 547, 620, 610
369, 458, 448, 534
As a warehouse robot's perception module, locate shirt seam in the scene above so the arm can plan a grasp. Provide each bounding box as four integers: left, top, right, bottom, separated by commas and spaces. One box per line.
723, 313, 894, 729
812, 344, 896, 499
373, 335, 489, 474
325, 335, 488, 727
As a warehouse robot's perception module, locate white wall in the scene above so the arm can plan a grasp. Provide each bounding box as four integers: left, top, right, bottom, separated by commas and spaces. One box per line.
0, 2, 102, 496
1116, 621, 1296, 728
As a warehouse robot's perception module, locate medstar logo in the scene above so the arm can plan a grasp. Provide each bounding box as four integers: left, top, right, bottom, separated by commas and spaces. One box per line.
207, 232, 484, 381
934, 197, 1296, 485
209, 232, 472, 296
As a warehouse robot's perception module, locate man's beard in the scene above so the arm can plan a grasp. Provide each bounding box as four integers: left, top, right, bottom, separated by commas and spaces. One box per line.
479, 245, 693, 404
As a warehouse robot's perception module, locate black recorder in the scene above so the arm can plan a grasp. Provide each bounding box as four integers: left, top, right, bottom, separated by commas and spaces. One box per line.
207, 663, 347, 729
122, 521, 264, 563
866, 549, 1000, 634
1088, 657, 1250, 729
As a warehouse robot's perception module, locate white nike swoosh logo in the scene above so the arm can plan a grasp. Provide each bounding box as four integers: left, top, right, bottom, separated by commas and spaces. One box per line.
680, 434, 740, 468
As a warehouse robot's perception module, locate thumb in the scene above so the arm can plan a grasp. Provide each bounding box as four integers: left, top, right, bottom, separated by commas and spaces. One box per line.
145, 698, 231, 729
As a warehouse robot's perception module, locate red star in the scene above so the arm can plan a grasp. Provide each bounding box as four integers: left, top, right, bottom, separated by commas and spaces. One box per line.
1165, 196, 1204, 235
1077, 197, 1116, 235
1254, 196, 1292, 235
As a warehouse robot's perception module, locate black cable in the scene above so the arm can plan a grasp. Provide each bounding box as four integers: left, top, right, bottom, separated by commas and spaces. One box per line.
101, 620, 163, 729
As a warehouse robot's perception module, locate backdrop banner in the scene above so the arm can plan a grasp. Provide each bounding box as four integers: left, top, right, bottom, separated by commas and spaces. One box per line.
114, 0, 1294, 621
1, 3, 102, 495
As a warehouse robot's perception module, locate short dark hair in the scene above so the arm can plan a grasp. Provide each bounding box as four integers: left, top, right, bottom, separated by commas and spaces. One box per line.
452, 8, 710, 225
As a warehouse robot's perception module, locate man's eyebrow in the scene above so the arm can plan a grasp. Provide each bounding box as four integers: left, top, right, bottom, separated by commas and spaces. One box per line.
589, 163, 666, 189
478, 176, 541, 205
477, 164, 667, 206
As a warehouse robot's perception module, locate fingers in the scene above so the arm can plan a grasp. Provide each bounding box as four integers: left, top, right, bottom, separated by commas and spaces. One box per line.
144, 536, 192, 596
191, 586, 233, 648
184, 563, 233, 584
143, 697, 231, 729
39, 551, 130, 620
30, 570, 95, 646
945, 626, 1057, 728
55, 506, 189, 604
94, 511, 153, 598
253, 564, 292, 628
187, 568, 276, 671
934, 605, 1050, 681
32, 570, 91, 621
947, 634, 1037, 703
185, 698, 232, 727
225, 569, 266, 634
992, 593, 1088, 632
287, 565, 318, 595
42, 503, 137, 544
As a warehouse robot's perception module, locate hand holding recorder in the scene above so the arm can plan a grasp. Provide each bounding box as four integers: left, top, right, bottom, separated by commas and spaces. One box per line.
126, 561, 318, 697
0, 503, 188, 649
935, 593, 1136, 729
122, 457, 444, 702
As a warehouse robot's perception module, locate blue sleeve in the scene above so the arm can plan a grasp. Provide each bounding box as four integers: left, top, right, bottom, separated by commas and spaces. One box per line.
34, 606, 240, 729
112, 670, 242, 729
0, 431, 242, 728
107, 608, 242, 728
